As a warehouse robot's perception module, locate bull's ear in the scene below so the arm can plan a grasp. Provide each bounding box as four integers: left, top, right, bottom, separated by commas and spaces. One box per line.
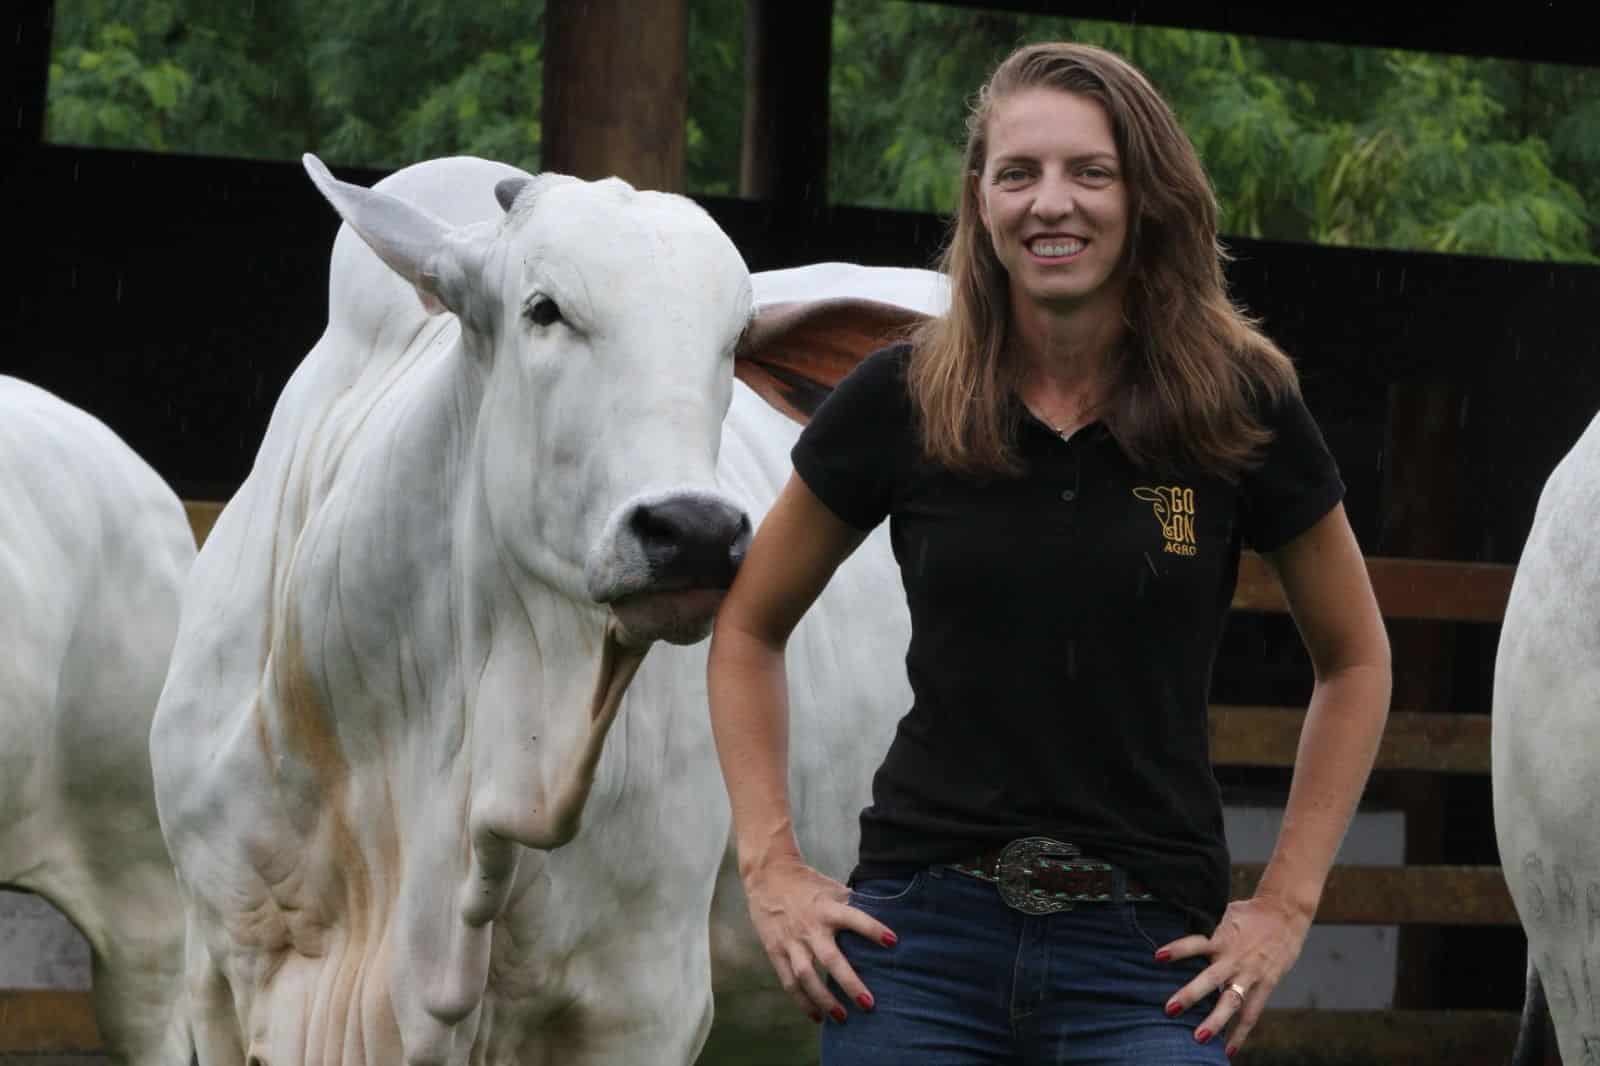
302, 153, 474, 319
495, 177, 532, 213
735, 298, 929, 425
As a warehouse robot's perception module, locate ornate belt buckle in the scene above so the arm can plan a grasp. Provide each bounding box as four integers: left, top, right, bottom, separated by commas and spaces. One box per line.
998, 836, 1080, 915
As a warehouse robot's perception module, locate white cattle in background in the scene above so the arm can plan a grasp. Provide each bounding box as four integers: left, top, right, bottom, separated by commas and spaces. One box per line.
150, 154, 941, 1066
1493, 411, 1600, 1066
0, 377, 195, 1065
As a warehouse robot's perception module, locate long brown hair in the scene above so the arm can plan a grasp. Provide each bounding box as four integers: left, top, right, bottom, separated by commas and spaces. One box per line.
908, 41, 1298, 481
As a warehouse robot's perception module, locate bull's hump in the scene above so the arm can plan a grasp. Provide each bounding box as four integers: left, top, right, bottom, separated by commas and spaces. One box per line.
370, 155, 535, 228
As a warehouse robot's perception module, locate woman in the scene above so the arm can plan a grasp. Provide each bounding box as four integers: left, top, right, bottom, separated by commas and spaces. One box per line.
707, 42, 1390, 1064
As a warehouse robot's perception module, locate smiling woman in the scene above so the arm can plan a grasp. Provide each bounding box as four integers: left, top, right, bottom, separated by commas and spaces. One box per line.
706, 41, 1392, 1066
976, 89, 1129, 329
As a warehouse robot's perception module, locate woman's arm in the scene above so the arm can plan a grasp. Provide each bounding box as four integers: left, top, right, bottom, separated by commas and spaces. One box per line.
1255, 502, 1392, 919
708, 472, 897, 1024
1161, 502, 1392, 1055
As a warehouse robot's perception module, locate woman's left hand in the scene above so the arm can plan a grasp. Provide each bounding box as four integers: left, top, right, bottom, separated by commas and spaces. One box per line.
1155, 893, 1313, 1056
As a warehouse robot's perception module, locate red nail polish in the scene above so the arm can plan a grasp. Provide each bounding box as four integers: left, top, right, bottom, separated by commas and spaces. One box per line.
881, 931, 898, 947
830, 1006, 847, 1023
808, 1011, 822, 1024
1195, 1028, 1212, 1044
1226, 1045, 1238, 1059
1165, 1001, 1182, 1018
857, 992, 874, 1010
1154, 948, 1172, 962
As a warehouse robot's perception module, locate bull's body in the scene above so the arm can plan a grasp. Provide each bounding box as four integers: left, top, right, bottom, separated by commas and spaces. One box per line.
0, 377, 194, 1065
1493, 411, 1600, 1064
151, 156, 926, 1065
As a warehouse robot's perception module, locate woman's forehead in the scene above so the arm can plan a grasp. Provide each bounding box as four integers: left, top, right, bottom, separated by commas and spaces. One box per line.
986, 88, 1117, 159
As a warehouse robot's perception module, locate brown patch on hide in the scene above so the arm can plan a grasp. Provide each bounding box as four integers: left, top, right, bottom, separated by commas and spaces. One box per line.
262, 621, 391, 1060
274, 623, 351, 792
734, 298, 926, 425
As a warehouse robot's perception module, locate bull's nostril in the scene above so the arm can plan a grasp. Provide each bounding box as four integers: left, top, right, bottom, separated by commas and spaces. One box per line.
729, 515, 752, 569
629, 503, 680, 553
629, 497, 751, 587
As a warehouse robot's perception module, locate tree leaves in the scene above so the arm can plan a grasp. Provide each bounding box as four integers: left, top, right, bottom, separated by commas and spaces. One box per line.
826, 6, 1597, 263
41, 1, 1598, 262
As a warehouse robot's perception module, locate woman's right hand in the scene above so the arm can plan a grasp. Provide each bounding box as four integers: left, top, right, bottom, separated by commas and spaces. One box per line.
743, 855, 898, 1023
708, 475, 889, 1020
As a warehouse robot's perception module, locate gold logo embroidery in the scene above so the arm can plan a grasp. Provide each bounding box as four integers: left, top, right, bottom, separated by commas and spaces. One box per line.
1133, 485, 1198, 556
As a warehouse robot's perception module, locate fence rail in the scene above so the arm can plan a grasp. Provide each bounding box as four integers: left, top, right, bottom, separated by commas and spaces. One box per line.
1223, 546, 1522, 1063
0, 988, 99, 1054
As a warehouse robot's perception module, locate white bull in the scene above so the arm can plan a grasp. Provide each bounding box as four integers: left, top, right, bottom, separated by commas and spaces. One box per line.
150, 155, 938, 1066
0, 376, 195, 1065
1493, 411, 1600, 1065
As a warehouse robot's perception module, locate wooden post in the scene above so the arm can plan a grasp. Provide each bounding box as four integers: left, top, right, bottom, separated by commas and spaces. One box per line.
541, 0, 688, 192
1376, 380, 1464, 1009
739, 0, 833, 206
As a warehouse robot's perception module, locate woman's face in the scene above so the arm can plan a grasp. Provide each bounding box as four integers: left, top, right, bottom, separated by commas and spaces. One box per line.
976, 88, 1130, 321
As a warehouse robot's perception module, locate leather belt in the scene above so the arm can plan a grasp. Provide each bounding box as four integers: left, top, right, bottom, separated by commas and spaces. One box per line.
946, 836, 1155, 915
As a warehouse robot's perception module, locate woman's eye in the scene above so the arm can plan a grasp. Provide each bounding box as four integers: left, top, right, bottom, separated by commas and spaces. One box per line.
527, 296, 562, 327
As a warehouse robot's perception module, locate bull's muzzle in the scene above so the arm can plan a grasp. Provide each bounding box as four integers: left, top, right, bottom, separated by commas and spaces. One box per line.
629, 496, 751, 589
586, 490, 752, 647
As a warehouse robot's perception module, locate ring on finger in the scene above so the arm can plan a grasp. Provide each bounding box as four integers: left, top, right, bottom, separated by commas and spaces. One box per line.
1224, 981, 1248, 1003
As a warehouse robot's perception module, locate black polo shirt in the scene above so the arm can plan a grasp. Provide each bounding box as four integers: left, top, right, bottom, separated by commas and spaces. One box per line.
790, 343, 1344, 930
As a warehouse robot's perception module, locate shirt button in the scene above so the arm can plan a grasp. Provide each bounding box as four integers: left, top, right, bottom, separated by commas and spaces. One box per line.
1060, 489, 1077, 502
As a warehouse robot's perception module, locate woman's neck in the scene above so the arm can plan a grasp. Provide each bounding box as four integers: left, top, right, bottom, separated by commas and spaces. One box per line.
1008, 292, 1126, 421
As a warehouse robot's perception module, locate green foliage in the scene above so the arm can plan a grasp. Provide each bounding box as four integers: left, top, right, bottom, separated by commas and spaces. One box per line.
48, 21, 193, 150
45, 0, 545, 169
43, 0, 1599, 263
389, 45, 543, 173
827, 3, 1597, 263
686, 0, 745, 196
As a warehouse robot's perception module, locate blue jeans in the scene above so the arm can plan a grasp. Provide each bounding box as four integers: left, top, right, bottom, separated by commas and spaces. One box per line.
820, 865, 1229, 1065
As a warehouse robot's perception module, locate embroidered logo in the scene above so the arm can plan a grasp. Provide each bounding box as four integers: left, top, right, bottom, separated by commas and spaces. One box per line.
1133, 486, 1198, 556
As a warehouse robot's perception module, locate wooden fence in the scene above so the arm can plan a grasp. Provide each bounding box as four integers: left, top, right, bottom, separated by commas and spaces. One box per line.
1, 503, 1529, 1063
1222, 551, 1524, 1065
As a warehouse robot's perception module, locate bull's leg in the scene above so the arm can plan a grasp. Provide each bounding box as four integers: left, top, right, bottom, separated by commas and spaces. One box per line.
84, 882, 191, 1066
185, 916, 247, 1066
513, 996, 713, 1066
495, 925, 714, 1066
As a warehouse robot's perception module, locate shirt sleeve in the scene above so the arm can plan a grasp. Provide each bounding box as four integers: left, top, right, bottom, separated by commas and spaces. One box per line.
1237, 387, 1346, 552
789, 344, 912, 532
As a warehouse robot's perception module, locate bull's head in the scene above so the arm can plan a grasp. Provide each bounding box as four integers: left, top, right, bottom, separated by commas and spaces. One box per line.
300, 155, 761, 865
302, 155, 753, 653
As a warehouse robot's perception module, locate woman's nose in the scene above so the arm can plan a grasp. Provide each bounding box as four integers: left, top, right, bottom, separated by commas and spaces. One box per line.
1030, 175, 1075, 221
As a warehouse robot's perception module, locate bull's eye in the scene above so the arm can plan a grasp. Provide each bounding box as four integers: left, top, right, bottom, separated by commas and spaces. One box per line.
526, 295, 563, 328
